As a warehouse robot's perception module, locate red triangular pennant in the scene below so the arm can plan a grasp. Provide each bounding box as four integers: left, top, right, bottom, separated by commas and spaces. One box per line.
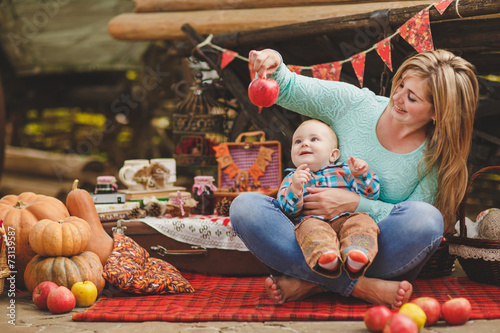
434, 0, 453, 15
287, 65, 302, 75
311, 62, 342, 81
399, 8, 434, 53
375, 37, 393, 72
248, 62, 256, 81
221, 50, 238, 69
350, 52, 366, 87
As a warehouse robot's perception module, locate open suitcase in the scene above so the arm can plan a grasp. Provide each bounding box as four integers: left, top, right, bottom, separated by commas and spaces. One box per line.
102, 216, 269, 276
101, 131, 282, 276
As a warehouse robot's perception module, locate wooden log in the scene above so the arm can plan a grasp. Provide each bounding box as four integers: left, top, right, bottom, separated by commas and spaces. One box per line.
134, 0, 428, 12
178, 0, 500, 52
3, 145, 108, 182
109, 2, 431, 40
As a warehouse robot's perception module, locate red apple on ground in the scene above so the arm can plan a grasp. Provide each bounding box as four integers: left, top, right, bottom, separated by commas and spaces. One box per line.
32, 281, 59, 310
442, 297, 472, 326
411, 296, 441, 326
248, 78, 279, 107
383, 313, 418, 333
47, 286, 76, 314
364, 305, 393, 332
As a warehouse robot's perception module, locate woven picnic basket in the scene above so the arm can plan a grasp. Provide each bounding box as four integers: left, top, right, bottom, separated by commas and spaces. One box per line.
446, 165, 500, 286
417, 239, 456, 278
0, 225, 10, 294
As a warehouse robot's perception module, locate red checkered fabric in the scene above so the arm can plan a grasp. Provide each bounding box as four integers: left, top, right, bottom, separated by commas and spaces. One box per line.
73, 273, 500, 322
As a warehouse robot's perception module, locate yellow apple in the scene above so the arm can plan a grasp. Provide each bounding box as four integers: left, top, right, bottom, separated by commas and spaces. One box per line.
71, 281, 98, 307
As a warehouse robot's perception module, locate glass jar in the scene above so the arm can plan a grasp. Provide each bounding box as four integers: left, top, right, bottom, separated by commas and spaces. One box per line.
95, 176, 118, 194
192, 176, 217, 215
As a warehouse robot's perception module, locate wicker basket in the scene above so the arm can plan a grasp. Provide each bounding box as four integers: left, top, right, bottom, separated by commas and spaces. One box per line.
417, 238, 456, 278
446, 165, 500, 286
0, 227, 10, 294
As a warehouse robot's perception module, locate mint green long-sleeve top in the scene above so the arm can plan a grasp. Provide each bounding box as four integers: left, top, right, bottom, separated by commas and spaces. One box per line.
270, 62, 437, 223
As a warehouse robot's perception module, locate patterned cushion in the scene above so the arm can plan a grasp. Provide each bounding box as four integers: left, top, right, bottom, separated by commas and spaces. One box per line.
103, 232, 195, 295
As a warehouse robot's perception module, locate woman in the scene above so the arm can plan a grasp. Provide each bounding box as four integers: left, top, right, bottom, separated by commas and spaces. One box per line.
229, 49, 478, 309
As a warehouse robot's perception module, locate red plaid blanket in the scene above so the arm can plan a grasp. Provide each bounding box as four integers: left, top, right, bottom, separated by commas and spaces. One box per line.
72, 273, 500, 322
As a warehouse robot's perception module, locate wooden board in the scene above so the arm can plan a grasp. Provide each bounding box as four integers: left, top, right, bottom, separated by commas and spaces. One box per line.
134, 0, 428, 12
109, 2, 431, 40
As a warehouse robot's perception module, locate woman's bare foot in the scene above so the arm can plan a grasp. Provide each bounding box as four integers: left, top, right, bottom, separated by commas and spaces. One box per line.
265, 275, 324, 304
351, 276, 413, 309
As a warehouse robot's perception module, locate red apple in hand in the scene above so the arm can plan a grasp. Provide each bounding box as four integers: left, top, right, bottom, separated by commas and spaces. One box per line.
411, 297, 441, 326
248, 78, 279, 107
32, 281, 59, 310
383, 313, 418, 333
442, 297, 471, 326
47, 286, 76, 314
364, 305, 393, 332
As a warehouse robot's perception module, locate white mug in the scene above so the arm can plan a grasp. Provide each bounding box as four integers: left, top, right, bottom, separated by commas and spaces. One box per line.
118, 159, 150, 191
150, 158, 176, 189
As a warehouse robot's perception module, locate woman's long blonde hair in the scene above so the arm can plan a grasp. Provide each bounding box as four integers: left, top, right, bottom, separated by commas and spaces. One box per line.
390, 50, 479, 233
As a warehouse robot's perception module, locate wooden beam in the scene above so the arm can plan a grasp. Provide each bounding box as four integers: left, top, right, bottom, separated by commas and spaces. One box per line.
109, 2, 431, 40
134, 0, 428, 12
206, 0, 500, 50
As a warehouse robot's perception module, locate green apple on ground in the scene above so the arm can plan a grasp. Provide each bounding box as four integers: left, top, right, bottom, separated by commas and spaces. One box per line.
399, 302, 426, 330
71, 280, 98, 307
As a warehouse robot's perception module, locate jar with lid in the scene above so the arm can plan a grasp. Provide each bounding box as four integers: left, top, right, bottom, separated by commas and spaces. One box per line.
192, 176, 217, 215
95, 176, 118, 194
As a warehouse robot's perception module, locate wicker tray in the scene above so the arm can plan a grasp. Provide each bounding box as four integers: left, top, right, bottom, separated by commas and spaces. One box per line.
446, 165, 500, 286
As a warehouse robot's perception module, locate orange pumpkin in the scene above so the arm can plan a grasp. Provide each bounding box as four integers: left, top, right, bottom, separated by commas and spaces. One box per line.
29, 217, 91, 257
0, 192, 70, 288
66, 180, 114, 266
24, 251, 105, 294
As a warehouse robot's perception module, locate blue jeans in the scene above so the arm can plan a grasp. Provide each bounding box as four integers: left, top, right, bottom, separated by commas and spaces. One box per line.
229, 193, 443, 297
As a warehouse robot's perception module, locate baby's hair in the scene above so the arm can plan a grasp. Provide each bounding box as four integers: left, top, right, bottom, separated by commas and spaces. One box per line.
297, 119, 338, 148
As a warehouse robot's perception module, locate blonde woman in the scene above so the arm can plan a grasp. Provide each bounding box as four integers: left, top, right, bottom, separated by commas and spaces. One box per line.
230, 49, 478, 308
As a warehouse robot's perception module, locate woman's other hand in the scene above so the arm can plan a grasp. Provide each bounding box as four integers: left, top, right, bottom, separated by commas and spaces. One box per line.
248, 49, 281, 78
302, 187, 360, 220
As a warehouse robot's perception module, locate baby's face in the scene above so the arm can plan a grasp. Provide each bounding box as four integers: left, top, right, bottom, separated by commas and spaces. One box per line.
291, 121, 338, 172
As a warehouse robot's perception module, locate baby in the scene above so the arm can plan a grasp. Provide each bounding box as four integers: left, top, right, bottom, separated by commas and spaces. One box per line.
277, 119, 380, 279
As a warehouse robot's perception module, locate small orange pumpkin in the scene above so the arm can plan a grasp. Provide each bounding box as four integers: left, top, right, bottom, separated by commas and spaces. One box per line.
0, 192, 70, 288
24, 251, 105, 294
29, 217, 91, 257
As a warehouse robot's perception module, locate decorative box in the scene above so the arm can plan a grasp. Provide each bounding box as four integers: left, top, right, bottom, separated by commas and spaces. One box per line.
213, 131, 282, 204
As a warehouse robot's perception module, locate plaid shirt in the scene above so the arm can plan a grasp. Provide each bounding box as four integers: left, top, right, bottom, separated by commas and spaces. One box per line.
277, 162, 380, 223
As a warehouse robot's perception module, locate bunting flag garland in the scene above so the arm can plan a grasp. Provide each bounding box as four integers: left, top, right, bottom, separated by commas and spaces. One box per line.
434, 0, 453, 15
375, 37, 393, 72
398, 8, 434, 53
287, 65, 303, 75
311, 61, 342, 81
221, 50, 238, 69
195, 1, 450, 88
350, 52, 366, 87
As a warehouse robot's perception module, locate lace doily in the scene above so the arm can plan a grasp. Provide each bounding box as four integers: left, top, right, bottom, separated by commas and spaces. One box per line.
449, 244, 500, 261
127, 215, 249, 251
